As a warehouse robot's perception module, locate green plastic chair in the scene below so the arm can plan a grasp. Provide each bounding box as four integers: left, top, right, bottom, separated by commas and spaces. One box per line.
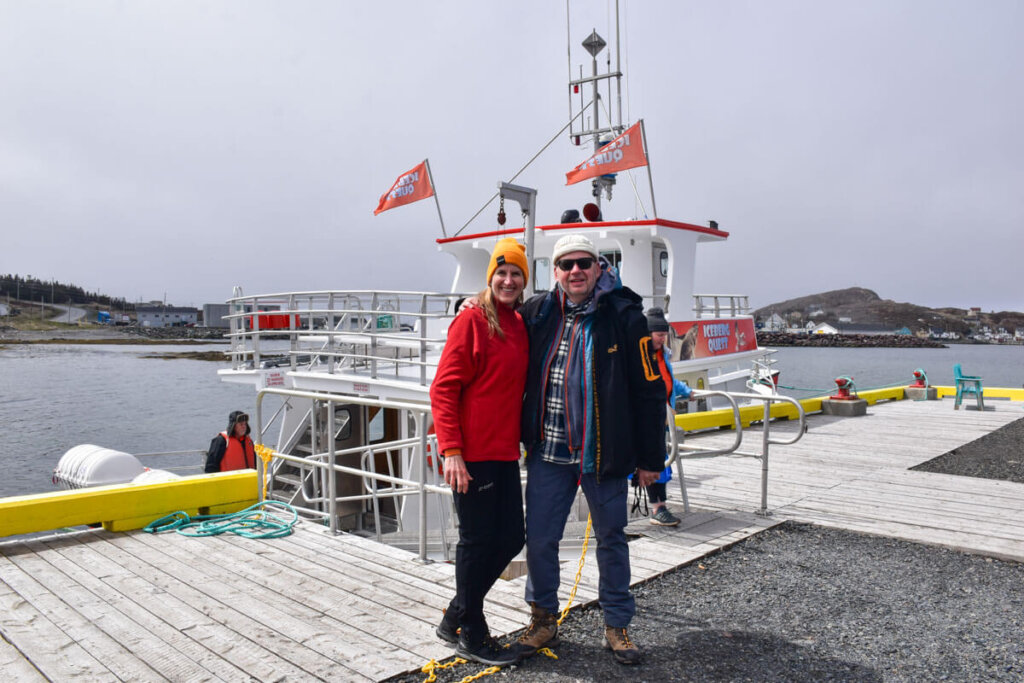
953, 363, 984, 411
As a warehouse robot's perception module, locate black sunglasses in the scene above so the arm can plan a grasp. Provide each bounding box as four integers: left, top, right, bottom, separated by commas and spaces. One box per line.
555, 257, 596, 272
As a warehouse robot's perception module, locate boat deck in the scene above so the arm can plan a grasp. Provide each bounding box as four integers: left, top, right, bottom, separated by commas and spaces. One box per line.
1, 396, 1021, 681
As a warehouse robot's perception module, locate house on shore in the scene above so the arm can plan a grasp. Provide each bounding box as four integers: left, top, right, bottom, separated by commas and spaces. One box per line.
136, 304, 199, 328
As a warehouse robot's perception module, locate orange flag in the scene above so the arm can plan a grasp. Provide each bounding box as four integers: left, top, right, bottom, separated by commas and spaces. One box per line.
374, 161, 435, 215
565, 120, 647, 186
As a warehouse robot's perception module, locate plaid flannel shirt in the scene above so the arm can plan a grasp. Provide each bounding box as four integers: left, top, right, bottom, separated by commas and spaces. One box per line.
538, 296, 589, 465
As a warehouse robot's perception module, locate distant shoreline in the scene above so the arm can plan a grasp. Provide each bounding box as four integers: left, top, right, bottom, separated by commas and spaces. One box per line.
0, 326, 227, 345
756, 332, 946, 348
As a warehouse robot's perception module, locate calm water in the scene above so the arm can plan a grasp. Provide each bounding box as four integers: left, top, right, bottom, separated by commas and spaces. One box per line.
0, 342, 257, 498
1, 341, 1021, 498
769, 343, 1024, 396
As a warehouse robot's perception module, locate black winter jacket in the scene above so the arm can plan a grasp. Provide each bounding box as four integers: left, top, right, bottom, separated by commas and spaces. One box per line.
519, 270, 666, 478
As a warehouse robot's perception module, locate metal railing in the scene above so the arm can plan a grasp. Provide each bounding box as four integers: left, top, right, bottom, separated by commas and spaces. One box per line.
668, 390, 807, 515
225, 290, 471, 386
132, 449, 207, 475
255, 387, 453, 562
692, 294, 751, 318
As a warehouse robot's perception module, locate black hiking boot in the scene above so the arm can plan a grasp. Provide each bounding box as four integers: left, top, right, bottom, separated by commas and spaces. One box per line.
456, 631, 519, 667
435, 610, 459, 645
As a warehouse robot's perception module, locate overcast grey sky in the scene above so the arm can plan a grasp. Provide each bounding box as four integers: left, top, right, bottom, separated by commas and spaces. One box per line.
2, 1, 1021, 312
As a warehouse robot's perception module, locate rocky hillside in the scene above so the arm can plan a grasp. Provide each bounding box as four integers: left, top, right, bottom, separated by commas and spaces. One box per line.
754, 288, 1024, 335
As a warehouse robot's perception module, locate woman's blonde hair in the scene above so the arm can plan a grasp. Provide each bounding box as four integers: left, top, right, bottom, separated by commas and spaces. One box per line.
478, 285, 523, 339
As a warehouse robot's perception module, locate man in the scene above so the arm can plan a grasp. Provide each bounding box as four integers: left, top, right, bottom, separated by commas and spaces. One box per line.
515, 233, 666, 665
642, 307, 693, 527
204, 410, 256, 472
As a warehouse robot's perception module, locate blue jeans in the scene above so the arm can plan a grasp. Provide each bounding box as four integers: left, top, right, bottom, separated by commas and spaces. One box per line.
523, 451, 634, 628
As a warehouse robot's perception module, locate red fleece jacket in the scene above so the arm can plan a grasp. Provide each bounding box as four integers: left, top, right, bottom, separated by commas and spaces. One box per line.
429, 304, 528, 462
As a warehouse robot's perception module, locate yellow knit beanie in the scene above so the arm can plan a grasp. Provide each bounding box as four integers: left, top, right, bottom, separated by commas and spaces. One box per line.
486, 238, 529, 285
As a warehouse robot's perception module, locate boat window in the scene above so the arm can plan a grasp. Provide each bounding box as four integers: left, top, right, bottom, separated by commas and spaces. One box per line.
659, 250, 668, 277
534, 258, 550, 292
333, 407, 352, 441
369, 408, 384, 442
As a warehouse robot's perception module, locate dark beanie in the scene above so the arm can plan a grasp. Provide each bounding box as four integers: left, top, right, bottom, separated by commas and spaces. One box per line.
645, 307, 670, 332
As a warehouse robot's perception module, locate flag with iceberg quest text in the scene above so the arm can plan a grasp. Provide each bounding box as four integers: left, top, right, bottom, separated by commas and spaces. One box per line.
565, 120, 648, 186
373, 160, 435, 215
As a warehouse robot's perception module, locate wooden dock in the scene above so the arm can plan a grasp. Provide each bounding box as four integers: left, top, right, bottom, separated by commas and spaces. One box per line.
673, 395, 1024, 562
1, 396, 1020, 681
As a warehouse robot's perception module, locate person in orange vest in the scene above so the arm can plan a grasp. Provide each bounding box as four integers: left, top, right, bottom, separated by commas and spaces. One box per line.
642, 307, 693, 526
204, 410, 256, 472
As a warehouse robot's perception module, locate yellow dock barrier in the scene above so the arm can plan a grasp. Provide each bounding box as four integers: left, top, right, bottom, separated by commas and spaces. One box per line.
676, 385, 1024, 433
0, 470, 258, 537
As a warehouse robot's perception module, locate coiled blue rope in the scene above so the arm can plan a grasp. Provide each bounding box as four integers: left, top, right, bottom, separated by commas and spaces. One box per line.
143, 501, 298, 539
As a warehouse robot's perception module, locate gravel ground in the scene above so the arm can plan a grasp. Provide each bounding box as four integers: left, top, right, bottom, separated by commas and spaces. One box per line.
912, 415, 1024, 484
388, 417, 1024, 682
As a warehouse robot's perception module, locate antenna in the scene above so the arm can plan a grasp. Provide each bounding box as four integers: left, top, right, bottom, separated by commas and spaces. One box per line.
566, 1, 625, 209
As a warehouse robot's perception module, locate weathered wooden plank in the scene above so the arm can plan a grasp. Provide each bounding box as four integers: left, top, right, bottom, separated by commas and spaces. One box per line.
0, 555, 114, 681
786, 491, 1024, 543
112, 531, 400, 679
0, 634, 45, 681
270, 528, 526, 628
83, 533, 352, 681
810, 479, 1024, 526
37, 534, 247, 682
6, 541, 176, 682
286, 528, 537, 619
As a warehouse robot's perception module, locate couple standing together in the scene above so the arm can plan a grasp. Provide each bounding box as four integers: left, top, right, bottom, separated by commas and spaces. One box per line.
429, 233, 673, 667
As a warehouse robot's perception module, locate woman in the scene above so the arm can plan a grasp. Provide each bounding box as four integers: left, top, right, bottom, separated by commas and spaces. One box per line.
429, 238, 529, 667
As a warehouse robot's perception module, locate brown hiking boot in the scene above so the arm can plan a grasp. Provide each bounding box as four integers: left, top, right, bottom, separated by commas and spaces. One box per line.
514, 603, 559, 657
604, 626, 641, 665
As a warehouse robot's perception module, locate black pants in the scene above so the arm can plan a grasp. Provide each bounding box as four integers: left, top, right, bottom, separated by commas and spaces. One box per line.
647, 482, 667, 505
448, 460, 525, 633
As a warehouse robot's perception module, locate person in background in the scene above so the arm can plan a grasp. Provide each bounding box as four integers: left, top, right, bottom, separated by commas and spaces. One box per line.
514, 233, 666, 666
429, 238, 529, 667
204, 410, 256, 473
642, 307, 693, 527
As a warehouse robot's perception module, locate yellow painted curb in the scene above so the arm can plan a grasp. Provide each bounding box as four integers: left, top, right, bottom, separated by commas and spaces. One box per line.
0, 471, 258, 537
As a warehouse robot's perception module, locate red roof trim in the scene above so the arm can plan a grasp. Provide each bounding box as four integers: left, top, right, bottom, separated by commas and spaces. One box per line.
436, 218, 728, 244
436, 227, 524, 244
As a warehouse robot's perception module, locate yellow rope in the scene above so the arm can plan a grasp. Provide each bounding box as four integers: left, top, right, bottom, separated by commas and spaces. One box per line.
254, 443, 274, 499
421, 657, 467, 683
420, 657, 501, 683
558, 513, 592, 625
456, 665, 502, 682
419, 514, 593, 677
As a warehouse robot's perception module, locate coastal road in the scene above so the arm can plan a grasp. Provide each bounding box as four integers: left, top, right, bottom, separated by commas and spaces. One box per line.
48, 304, 88, 323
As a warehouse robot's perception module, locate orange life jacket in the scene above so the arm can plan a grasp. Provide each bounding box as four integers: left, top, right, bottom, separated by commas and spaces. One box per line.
219, 431, 255, 471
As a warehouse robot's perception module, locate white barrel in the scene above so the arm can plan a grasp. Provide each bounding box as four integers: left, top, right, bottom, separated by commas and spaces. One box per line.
52, 445, 146, 489
131, 469, 181, 485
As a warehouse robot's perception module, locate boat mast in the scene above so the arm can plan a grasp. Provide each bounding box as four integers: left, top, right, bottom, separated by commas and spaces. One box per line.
567, 0, 624, 213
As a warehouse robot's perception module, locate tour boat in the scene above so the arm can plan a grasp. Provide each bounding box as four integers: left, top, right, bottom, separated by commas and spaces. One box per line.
209, 11, 776, 550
